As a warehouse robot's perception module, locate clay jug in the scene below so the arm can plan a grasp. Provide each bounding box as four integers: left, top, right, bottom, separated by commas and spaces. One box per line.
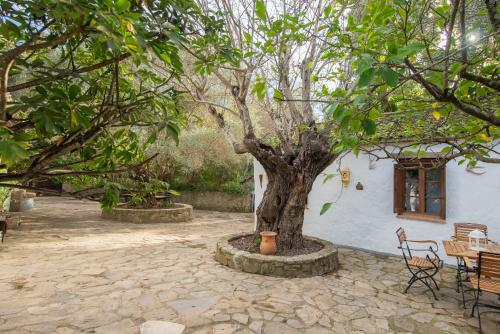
260, 231, 277, 255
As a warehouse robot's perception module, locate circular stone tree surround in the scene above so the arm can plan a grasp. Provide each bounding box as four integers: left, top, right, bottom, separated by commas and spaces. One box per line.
102, 203, 192, 223
215, 233, 339, 278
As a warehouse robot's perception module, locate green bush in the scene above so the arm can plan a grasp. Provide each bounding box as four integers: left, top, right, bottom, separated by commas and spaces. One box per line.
147, 126, 254, 194
169, 161, 252, 194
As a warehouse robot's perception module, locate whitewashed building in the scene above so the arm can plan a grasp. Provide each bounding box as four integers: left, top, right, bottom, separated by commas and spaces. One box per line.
253, 147, 500, 264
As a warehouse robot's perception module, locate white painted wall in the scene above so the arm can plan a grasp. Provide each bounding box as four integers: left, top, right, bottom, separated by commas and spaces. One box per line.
253, 149, 500, 264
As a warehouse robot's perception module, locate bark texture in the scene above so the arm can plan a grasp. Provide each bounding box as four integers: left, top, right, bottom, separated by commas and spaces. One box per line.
246, 129, 336, 250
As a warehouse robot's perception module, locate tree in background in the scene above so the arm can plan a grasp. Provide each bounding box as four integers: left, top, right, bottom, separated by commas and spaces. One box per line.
0, 0, 204, 198
147, 126, 253, 194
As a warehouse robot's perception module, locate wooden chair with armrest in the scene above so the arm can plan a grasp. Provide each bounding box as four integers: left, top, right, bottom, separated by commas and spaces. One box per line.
396, 227, 443, 300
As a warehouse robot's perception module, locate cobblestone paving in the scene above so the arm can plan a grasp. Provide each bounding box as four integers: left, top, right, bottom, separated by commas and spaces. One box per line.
0, 197, 499, 334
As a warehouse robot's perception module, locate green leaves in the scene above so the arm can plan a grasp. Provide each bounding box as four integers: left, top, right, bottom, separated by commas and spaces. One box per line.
323, 173, 336, 184
356, 54, 377, 87
252, 80, 266, 100
68, 84, 81, 100
356, 55, 375, 75
166, 123, 180, 145
362, 118, 377, 135
356, 54, 398, 88
377, 67, 399, 87
115, 0, 130, 12
386, 43, 425, 63
320, 202, 332, 216
33, 107, 62, 134
324, 4, 332, 18
0, 140, 28, 166
440, 146, 452, 154
255, 0, 267, 21
358, 68, 376, 87
273, 88, 282, 101
101, 183, 121, 209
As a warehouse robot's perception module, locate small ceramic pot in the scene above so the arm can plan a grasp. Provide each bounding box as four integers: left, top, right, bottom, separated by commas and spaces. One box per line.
260, 231, 277, 255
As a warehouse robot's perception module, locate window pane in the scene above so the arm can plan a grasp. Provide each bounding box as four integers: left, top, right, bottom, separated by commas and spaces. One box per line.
426, 182, 440, 198
425, 169, 441, 214
426, 198, 440, 214
405, 170, 419, 212
426, 168, 440, 181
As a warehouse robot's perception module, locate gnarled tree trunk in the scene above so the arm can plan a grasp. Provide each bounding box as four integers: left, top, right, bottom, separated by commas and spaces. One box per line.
187, 0, 342, 252
246, 129, 336, 251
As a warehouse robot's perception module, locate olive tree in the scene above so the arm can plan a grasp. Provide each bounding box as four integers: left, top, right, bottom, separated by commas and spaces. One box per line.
178, 0, 363, 250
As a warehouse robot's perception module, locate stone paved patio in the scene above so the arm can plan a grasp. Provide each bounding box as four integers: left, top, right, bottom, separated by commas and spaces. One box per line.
0, 197, 499, 334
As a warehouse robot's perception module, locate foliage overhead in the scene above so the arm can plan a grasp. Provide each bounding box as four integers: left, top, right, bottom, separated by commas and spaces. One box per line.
0, 0, 498, 214
182, 0, 498, 167
0, 0, 221, 200
337, 0, 499, 166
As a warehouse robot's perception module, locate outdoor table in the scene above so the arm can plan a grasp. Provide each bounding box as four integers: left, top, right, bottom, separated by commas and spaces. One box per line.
442, 240, 500, 308
443, 239, 500, 271
442, 240, 500, 260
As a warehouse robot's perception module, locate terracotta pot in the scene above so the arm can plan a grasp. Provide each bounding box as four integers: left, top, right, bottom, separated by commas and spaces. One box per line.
260, 231, 277, 255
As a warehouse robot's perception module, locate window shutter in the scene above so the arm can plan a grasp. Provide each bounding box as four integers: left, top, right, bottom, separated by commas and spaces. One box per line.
394, 164, 404, 213
439, 165, 446, 219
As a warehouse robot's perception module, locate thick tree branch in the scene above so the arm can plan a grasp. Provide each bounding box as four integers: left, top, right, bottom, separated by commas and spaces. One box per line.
8, 53, 130, 92
405, 59, 500, 126
443, 0, 459, 89
459, 71, 500, 91
0, 59, 14, 121
278, 46, 302, 127
194, 87, 248, 154
0, 27, 86, 62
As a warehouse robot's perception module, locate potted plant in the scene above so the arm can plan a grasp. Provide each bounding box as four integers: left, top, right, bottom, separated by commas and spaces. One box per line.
101, 168, 192, 223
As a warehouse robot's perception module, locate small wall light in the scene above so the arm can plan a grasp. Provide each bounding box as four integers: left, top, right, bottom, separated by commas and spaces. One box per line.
356, 182, 364, 190
340, 168, 351, 188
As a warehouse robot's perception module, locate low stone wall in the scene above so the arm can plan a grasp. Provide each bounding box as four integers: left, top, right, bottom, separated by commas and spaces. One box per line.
174, 191, 252, 212
102, 203, 192, 223
215, 233, 339, 278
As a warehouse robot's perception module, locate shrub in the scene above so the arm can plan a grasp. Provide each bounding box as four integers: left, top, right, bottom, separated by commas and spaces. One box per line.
147, 126, 253, 194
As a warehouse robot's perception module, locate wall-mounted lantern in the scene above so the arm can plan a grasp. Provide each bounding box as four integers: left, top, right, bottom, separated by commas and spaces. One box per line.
469, 229, 486, 251
340, 168, 351, 188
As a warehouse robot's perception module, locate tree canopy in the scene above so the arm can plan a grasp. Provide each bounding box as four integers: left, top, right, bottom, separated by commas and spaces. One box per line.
343, 0, 499, 165
0, 0, 208, 196
0, 0, 498, 214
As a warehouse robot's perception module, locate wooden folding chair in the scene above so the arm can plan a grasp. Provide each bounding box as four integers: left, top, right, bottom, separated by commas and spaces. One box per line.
396, 227, 443, 300
453, 223, 488, 308
471, 252, 500, 334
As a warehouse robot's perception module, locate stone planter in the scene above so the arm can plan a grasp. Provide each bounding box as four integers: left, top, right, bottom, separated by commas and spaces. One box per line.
9, 190, 36, 212
215, 233, 339, 278
102, 203, 192, 224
